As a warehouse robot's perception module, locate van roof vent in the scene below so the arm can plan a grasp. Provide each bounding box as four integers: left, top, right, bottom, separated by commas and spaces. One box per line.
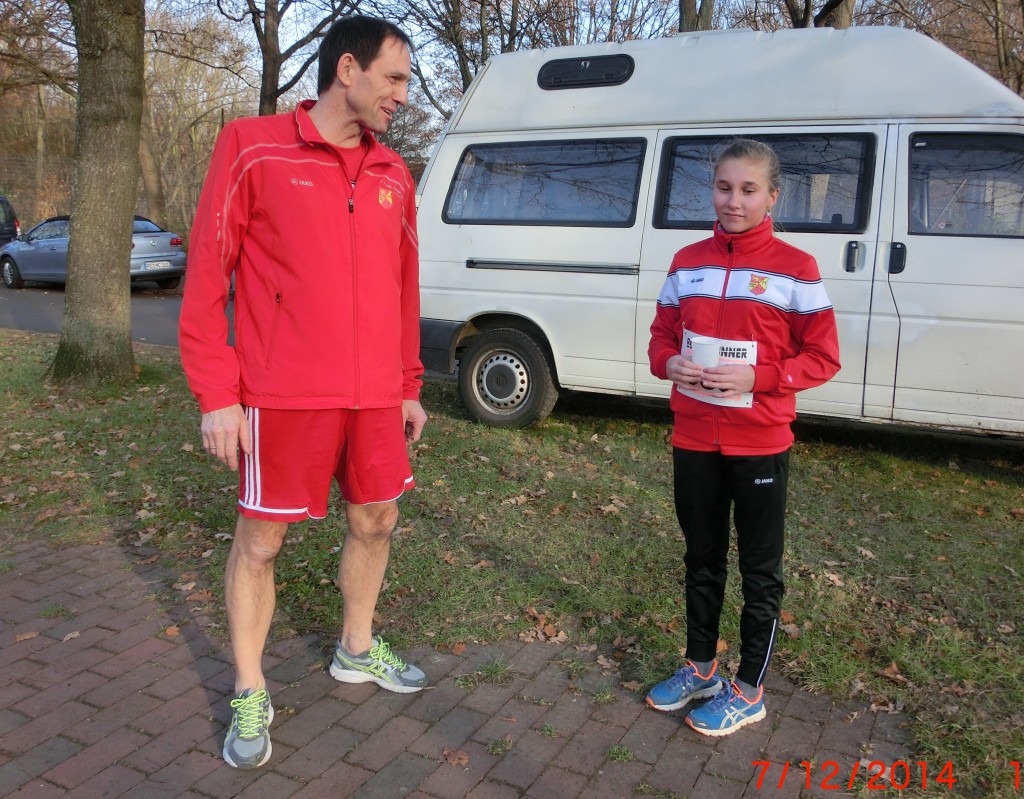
537, 54, 634, 89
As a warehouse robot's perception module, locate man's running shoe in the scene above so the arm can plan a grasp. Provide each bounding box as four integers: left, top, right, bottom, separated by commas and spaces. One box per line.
329, 635, 428, 693
646, 661, 725, 711
222, 688, 274, 768
685, 681, 766, 737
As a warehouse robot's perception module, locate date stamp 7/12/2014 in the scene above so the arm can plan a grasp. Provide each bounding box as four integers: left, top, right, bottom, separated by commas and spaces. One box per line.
752, 760, 1023, 792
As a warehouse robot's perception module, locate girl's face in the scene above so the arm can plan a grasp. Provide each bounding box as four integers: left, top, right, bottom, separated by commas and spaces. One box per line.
712, 156, 780, 234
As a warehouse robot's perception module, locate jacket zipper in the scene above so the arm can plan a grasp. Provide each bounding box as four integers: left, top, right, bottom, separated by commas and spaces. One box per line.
264, 291, 282, 370
711, 241, 737, 446
346, 166, 360, 408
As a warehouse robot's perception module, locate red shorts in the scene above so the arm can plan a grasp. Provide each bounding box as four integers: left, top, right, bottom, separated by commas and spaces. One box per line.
238, 406, 414, 522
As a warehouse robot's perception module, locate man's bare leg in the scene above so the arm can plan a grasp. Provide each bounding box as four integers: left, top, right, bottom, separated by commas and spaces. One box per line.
337, 500, 398, 654
225, 515, 289, 692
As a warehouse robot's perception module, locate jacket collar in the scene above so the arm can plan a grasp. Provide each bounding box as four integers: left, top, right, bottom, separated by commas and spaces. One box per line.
712, 215, 775, 255
293, 99, 397, 167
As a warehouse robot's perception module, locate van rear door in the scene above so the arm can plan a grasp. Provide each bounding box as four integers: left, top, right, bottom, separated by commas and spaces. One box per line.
883, 126, 1024, 434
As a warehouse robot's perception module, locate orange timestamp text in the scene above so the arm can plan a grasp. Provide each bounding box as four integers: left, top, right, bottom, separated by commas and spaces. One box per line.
751, 760, 959, 792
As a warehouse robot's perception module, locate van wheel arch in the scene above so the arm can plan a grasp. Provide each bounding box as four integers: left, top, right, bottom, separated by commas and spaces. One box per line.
457, 327, 559, 428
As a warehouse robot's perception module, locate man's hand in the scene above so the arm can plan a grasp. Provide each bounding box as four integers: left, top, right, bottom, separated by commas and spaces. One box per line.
402, 399, 428, 443
200, 404, 250, 471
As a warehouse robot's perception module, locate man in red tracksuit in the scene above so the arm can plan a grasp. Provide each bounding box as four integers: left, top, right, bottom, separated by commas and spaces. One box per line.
179, 16, 427, 769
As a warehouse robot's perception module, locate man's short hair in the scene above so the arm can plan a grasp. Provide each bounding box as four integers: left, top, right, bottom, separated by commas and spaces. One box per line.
318, 15, 412, 95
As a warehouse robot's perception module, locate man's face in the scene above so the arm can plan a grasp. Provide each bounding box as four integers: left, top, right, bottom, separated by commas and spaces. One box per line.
345, 36, 411, 134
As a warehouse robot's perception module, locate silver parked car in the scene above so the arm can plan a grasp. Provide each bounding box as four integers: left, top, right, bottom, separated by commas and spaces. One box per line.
1, 215, 186, 290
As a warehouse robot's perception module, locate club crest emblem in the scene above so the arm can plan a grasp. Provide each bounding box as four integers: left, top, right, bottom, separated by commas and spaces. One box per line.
748, 275, 768, 295
378, 188, 393, 209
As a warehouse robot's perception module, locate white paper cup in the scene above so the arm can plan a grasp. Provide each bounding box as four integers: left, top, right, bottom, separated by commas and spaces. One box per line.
689, 336, 720, 368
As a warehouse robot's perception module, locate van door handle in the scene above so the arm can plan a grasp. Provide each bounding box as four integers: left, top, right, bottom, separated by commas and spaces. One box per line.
844, 241, 859, 272
888, 242, 907, 274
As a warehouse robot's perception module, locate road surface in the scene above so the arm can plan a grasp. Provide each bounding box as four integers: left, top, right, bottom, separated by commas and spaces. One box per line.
0, 283, 216, 348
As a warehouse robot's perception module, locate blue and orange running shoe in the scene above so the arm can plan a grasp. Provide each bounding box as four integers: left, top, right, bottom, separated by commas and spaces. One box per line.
685, 681, 766, 737
646, 661, 725, 712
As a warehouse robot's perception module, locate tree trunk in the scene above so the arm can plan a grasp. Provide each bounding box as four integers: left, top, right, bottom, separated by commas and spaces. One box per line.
679, 0, 715, 32
814, 0, 854, 28
52, 0, 144, 385
257, 0, 281, 115
34, 85, 46, 222
139, 94, 168, 228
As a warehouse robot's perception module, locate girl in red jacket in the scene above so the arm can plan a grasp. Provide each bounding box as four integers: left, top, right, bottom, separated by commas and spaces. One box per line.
646, 139, 841, 736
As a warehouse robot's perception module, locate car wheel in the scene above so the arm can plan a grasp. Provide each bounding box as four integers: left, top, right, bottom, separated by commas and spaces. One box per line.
156, 276, 181, 290
1, 257, 24, 289
457, 328, 559, 428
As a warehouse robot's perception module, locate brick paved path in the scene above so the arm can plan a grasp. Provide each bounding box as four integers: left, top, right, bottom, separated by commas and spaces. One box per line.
0, 537, 912, 798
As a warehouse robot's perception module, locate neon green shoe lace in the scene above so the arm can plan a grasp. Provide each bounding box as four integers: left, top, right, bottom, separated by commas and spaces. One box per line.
369, 639, 406, 669
229, 689, 270, 738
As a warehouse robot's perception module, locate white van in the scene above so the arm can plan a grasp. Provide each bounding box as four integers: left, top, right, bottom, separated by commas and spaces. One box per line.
415, 26, 1024, 436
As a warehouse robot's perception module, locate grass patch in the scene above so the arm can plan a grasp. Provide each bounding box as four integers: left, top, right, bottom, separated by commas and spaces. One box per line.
606, 745, 634, 762
634, 786, 682, 799
556, 656, 592, 681
486, 735, 513, 756
454, 657, 516, 690
39, 604, 74, 619
2, 329, 1022, 797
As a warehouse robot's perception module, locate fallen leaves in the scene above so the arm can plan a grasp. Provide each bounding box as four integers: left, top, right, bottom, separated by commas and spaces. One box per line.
518, 606, 567, 644
824, 571, 845, 587
877, 661, 909, 685
442, 747, 469, 767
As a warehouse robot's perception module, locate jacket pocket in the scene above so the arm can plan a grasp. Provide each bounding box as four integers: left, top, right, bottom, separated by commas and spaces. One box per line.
263, 291, 282, 370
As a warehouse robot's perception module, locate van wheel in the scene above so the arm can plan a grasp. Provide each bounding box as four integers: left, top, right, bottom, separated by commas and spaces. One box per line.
2, 257, 23, 289
458, 329, 559, 428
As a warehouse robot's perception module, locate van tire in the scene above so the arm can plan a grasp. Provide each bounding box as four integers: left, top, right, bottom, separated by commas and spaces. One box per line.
458, 329, 559, 427
2, 257, 23, 289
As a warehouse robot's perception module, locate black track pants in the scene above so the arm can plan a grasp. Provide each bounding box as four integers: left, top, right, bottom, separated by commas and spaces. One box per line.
672, 447, 790, 687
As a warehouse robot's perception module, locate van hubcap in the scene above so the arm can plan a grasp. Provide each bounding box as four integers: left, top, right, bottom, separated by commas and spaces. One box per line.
476, 352, 529, 410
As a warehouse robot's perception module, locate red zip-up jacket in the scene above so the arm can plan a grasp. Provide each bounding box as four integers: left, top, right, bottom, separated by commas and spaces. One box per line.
648, 217, 841, 455
179, 101, 422, 414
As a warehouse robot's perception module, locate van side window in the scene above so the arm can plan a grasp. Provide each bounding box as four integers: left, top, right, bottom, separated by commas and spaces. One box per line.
655, 134, 874, 233
443, 139, 646, 227
909, 133, 1024, 238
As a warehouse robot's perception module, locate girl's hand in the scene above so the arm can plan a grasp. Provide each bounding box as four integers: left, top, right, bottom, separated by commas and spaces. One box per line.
666, 354, 702, 389
698, 363, 756, 397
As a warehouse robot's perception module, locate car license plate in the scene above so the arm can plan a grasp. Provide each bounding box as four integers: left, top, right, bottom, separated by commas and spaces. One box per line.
145, 261, 171, 270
